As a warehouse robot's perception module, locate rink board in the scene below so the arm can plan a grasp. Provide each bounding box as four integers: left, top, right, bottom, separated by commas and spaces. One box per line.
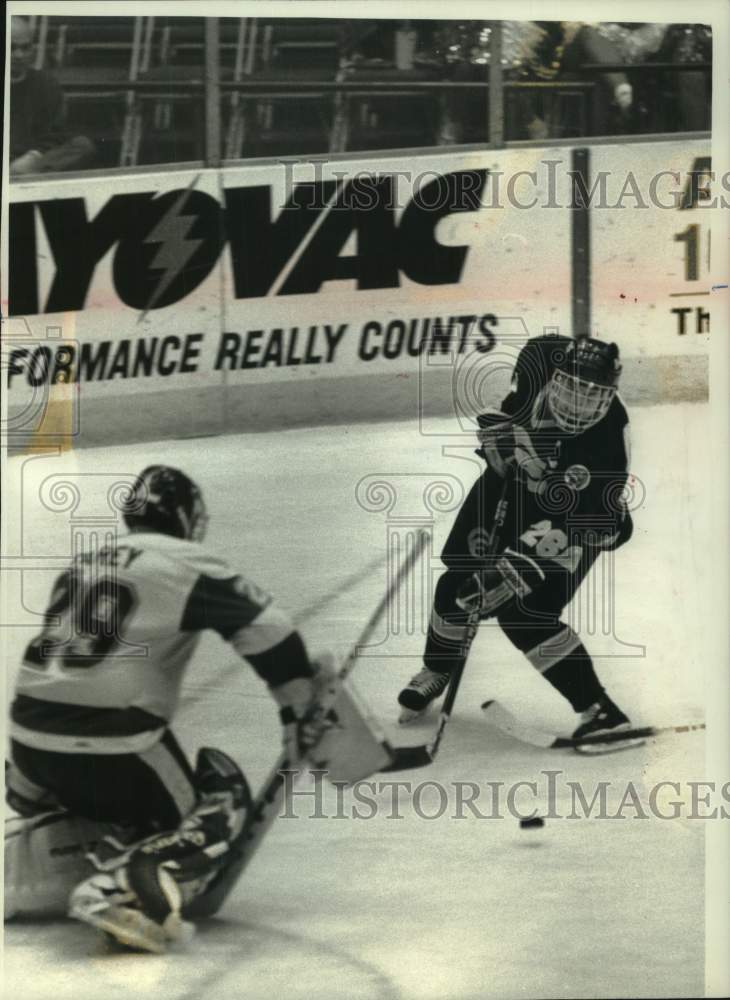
4, 138, 714, 448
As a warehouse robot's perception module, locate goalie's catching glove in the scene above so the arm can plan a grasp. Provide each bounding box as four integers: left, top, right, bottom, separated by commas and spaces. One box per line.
455, 549, 545, 618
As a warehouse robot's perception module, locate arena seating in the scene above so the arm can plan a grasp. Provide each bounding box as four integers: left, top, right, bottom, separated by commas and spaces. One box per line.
28, 15, 450, 165
21, 16, 711, 170
27, 16, 342, 165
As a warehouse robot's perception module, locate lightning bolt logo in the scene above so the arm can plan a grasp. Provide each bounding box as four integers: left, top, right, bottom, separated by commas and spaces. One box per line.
139, 174, 203, 322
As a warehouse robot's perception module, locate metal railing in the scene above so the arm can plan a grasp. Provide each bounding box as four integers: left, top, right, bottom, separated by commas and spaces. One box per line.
13, 18, 713, 177
59, 76, 597, 165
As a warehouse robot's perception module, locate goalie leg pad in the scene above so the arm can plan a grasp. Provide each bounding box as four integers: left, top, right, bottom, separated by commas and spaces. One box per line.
135, 771, 250, 908
5, 810, 110, 920
5, 760, 63, 817
72, 751, 251, 944
185, 680, 393, 922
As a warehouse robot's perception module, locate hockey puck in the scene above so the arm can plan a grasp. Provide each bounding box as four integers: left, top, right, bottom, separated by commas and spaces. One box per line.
519, 816, 545, 829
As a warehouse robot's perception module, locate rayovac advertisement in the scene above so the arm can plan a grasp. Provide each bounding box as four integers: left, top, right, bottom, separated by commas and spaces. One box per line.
4, 141, 713, 443
5, 148, 573, 398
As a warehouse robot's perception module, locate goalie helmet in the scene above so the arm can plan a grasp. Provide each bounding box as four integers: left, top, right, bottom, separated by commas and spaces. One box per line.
122, 465, 208, 541
546, 336, 621, 433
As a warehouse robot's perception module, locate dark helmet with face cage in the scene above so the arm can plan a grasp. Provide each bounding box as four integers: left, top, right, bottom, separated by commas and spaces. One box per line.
546, 336, 622, 433
122, 465, 208, 541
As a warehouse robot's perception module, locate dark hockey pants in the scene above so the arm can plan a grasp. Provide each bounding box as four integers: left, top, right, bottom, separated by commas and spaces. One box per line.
10, 729, 197, 834
424, 467, 601, 682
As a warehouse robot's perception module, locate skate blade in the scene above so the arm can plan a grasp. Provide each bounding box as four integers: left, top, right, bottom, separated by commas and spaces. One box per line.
575, 720, 632, 740
573, 737, 647, 756
398, 706, 428, 725
75, 904, 168, 954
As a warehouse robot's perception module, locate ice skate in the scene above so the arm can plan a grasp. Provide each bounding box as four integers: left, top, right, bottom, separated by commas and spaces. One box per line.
572, 694, 644, 753
69, 868, 194, 954
398, 667, 450, 723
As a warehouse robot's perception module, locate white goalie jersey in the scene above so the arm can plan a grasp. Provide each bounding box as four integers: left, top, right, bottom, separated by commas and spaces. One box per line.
11, 532, 292, 754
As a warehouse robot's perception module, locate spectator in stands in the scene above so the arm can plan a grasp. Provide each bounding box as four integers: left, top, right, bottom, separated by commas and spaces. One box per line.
337, 20, 408, 65
653, 24, 712, 131
10, 17, 96, 176
558, 22, 668, 136
430, 21, 558, 144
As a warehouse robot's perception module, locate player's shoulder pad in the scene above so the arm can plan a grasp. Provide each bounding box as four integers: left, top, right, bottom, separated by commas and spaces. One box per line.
184, 544, 243, 581
132, 533, 239, 580
166, 541, 276, 633
182, 574, 274, 637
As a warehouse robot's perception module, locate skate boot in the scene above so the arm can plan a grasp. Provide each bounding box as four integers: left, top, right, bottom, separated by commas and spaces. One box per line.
398, 667, 450, 723
572, 694, 630, 742
69, 867, 194, 954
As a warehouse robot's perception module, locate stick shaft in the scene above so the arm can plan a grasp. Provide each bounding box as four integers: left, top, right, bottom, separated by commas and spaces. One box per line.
428, 468, 514, 751
191, 532, 430, 913
341, 530, 430, 679
385, 470, 516, 773
253, 531, 428, 827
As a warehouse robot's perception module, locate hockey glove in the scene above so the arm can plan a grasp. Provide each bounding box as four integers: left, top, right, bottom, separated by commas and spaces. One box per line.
271, 655, 338, 764
476, 412, 514, 477
477, 417, 547, 490
455, 549, 545, 618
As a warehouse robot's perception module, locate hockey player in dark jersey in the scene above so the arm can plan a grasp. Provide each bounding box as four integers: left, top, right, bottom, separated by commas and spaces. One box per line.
5, 466, 340, 952
398, 334, 634, 741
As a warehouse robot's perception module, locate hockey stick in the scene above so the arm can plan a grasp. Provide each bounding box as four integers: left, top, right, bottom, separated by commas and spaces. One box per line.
179, 548, 389, 711
383, 468, 515, 774
555, 721, 706, 752
481, 700, 705, 754
188, 529, 429, 918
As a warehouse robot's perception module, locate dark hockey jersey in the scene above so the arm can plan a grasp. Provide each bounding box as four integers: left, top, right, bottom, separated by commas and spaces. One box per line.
479, 334, 632, 548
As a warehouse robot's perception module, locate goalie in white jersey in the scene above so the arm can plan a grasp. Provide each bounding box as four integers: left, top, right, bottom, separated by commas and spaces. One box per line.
5, 465, 332, 952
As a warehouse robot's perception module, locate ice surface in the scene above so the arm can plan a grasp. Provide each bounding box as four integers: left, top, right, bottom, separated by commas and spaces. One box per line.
4, 403, 710, 999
